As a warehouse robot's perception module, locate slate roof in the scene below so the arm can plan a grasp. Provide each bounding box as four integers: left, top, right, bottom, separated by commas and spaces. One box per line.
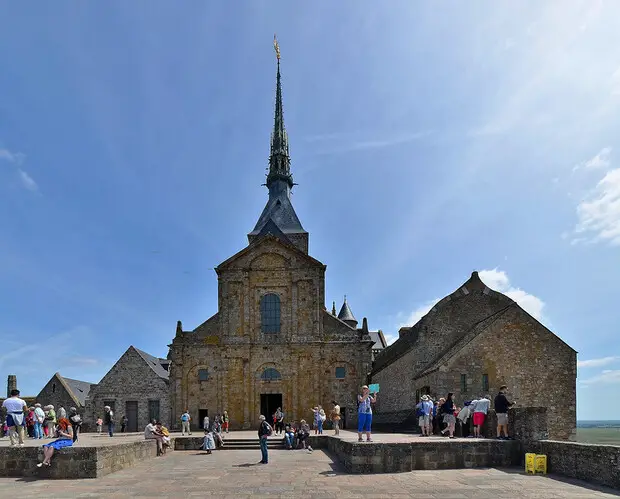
369, 330, 387, 350
337, 299, 357, 323
133, 347, 170, 380
249, 192, 307, 236
61, 376, 93, 406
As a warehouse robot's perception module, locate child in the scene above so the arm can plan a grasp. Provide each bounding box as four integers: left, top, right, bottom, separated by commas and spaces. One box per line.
202, 429, 215, 454
96, 417, 103, 434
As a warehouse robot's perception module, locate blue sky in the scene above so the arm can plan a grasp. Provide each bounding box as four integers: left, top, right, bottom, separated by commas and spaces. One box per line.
1, 2, 619, 420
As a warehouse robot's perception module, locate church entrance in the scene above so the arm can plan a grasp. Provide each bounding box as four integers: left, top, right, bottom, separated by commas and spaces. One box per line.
260, 393, 282, 421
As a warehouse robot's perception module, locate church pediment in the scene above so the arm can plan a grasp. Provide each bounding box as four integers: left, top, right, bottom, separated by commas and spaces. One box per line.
216, 235, 325, 273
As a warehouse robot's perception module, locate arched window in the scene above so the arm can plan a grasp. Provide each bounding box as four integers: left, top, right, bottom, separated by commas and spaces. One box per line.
260, 368, 282, 381
260, 293, 281, 333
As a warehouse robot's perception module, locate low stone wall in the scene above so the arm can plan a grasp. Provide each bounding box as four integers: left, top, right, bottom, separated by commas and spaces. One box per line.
0, 440, 157, 479
327, 438, 520, 474
526, 440, 620, 490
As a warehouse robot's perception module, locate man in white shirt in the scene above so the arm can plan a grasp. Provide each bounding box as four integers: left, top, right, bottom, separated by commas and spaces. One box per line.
473, 395, 491, 438
144, 419, 163, 455
180, 410, 192, 435
2, 389, 27, 446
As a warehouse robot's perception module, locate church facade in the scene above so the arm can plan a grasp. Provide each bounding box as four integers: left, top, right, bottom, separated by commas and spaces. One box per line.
167, 57, 374, 430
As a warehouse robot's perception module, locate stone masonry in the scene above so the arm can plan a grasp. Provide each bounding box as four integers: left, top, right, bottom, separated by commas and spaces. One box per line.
85, 346, 170, 431
371, 271, 576, 441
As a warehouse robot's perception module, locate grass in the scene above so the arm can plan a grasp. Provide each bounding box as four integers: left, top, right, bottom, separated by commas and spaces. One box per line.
575, 427, 620, 445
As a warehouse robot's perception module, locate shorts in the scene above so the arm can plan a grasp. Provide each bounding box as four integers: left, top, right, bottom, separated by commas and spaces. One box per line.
443, 414, 456, 425
473, 412, 486, 426
497, 413, 508, 425
357, 412, 372, 432
418, 415, 430, 427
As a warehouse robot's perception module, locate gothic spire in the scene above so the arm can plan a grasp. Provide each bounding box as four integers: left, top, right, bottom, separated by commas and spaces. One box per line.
267, 35, 293, 189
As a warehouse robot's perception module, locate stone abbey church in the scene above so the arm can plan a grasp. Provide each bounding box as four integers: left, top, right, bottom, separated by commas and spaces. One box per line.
8, 50, 575, 437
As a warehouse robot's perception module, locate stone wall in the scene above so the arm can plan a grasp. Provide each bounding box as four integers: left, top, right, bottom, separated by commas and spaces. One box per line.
327, 438, 520, 474
85, 347, 170, 431
169, 237, 372, 430
0, 440, 157, 479
36, 373, 81, 413
527, 440, 620, 490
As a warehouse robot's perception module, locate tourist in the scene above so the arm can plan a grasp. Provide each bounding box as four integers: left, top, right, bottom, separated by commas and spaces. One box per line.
297, 419, 313, 452
257, 415, 272, 464
145, 419, 164, 456
494, 385, 515, 440
26, 407, 35, 438
181, 409, 192, 435
68, 407, 82, 442
222, 411, 229, 433
283, 422, 295, 449
274, 407, 284, 435
120, 415, 128, 433
37, 418, 74, 468
473, 395, 490, 438
2, 389, 27, 447
96, 417, 103, 434
441, 393, 457, 439
203, 414, 210, 431
211, 423, 225, 448
58, 405, 67, 419
330, 401, 341, 435
104, 405, 115, 437
44, 405, 57, 439
202, 428, 215, 454
357, 385, 377, 442
33, 403, 45, 440
318, 407, 326, 434
416, 395, 433, 436
458, 401, 472, 438
156, 422, 171, 453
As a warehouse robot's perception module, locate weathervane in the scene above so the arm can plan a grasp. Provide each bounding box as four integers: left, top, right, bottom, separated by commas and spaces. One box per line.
273, 34, 281, 60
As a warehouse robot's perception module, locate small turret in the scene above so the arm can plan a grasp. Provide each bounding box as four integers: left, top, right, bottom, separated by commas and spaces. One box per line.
331, 301, 337, 316
338, 296, 358, 329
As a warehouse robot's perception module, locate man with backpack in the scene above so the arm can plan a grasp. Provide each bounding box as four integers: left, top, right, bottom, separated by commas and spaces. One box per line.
180, 410, 192, 435
416, 395, 434, 436
258, 414, 273, 464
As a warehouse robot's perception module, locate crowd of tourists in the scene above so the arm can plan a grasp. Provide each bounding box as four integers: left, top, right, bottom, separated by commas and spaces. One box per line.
415, 385, 515, 439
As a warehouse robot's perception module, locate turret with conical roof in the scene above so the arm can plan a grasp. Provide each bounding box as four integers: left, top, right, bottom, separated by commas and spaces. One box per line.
248, 37, 309, 254
338, 296, 358, 328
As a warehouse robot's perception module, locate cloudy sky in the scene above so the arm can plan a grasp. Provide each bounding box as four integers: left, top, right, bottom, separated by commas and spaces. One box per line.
1, 1, 618, 420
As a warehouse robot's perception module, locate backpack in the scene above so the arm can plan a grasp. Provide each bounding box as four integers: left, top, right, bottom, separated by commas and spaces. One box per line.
416, 405, 424, 417
70, 414, 82, 427
181, 414, 189, 422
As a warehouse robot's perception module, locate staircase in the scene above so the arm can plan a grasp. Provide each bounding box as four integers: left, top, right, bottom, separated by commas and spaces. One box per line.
221, 437, 287, 450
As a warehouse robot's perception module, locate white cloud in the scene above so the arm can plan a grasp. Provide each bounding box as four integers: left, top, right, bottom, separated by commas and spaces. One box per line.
577, 356, 619, 368
573, 147, 612, 171
579, 369, 620, 385
0, 147, 25, 165
18, 169, 38, 191
398, 298, 441, 329
574, 167, 620, 245
611, 66, 620, 95
478, 269, 545, 320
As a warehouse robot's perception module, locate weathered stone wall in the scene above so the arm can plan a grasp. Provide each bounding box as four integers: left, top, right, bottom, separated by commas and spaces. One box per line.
36, 374, 81, 412
85, 347, 170, 431
527, 440, 620, 490
0, 440, 157, 479
169, 237, 373, 430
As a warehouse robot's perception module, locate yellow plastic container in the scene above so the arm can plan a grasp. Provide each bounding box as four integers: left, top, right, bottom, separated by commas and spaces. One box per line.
535, 454, 547, 474
525, 453, 536, 474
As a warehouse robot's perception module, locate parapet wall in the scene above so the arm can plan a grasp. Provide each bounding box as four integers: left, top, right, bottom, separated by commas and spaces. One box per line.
526, 440, 620, 490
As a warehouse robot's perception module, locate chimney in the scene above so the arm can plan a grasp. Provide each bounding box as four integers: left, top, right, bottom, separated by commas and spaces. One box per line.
7, 374, 17, 397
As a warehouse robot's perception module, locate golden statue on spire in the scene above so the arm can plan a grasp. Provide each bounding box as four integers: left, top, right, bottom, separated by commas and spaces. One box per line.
273, 34, 281, 60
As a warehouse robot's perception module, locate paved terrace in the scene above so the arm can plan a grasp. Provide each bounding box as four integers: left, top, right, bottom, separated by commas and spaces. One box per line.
1, 446, 618, 498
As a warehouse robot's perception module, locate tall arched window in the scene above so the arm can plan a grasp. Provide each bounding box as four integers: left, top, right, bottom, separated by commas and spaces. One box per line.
260, 293, 281, 333
260, 368, 282, 381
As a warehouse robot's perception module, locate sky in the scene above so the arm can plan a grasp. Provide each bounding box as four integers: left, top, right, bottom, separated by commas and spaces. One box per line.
1, 1, 619, 421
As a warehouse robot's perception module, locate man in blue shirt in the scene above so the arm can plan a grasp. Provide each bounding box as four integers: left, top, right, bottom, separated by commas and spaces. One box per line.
416, 395, 434, 436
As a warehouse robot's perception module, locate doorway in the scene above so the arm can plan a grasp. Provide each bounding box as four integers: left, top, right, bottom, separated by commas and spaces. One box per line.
125, 401, 138, 432
199, 409, 209, 429
260, 393, 282, 422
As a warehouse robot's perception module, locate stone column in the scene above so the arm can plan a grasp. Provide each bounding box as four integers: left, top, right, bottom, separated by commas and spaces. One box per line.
243, 359, 250, 429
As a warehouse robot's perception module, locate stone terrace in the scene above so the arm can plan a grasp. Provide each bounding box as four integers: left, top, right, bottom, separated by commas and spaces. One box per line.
1, 447, 618, 498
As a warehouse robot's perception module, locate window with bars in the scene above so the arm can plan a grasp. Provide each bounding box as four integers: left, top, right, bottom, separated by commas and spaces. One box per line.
260, 293, 281, 333
460, 374, 468, 393
260, 368, 282, 381
148, 400, 160, 422
198, 369, 209, 381
482, 374, 489, 393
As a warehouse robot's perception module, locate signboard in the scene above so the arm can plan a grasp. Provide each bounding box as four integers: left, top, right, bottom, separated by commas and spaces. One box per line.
368, 383, 380, 394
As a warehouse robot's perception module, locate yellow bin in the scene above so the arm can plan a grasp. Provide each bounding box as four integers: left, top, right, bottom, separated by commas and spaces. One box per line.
525, 453, 536, 474
535, 454, 547, 474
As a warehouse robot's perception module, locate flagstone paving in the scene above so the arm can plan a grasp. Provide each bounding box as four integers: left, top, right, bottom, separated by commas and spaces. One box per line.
0, 447, 617, 498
